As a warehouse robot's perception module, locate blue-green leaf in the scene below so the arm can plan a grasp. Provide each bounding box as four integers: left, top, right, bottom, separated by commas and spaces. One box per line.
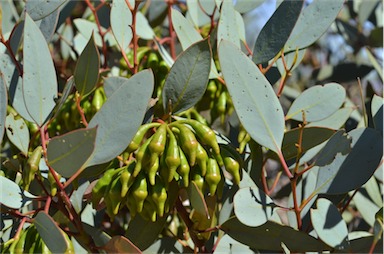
52, 76, 75, 119
285, 0, 344, 51
34, 211, 71, 253
217, 0, 240, 49
311, 198, 349, 250
187, 181, 209, 219
0, 176, 36, 209
104, 76, 128, 98
5, 113, 30, 156
162, 38, 211, 114
221, 217, 331, 252
47, 127, 97, 178
74, 33, 100, 97
36, 9, 59, 41
215, 234, 254, 254
371, 94, 383, 135
171, 9, 219, 79
87, 70, 154, 167
23, 13, 57, 126
111, 0, 133, 52
25, 0, 68, 20
315, 128, 383, 194
136, 12, 155, 40
353, 190, 380, 227
73, 19, 117, 48
104, 236, 142, 254
234, 186, 274, 227
219, 40, 284, 154
0, 74, 7, 144
286, 83, 346, 122
234, 0, 265, 13
253, 0, 303, 64
307, 107, 354, 129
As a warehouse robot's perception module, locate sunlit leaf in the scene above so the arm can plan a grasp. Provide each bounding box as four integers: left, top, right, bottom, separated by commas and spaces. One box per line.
219, 40, 284, 154
74, 33, 100, 97
253, 0, 303, 64
217, 0, 240, 49
23, 13, 57, 126
47, 127, 97, 178
25, 0, 68, 20
162, 38, 211, 114
371, 94, 383, 135
87, 70, 154, 166
111, 0, 133, 52
0, 176, 36, 209
5, 113, 30, 156
311, 198, 349, 250
234, 0, 265, 13
187, 181, 209, 219
286, 83, 346, 122
353, 190, 380, 227
0, 74, 7, 144
104, 236, 142, 254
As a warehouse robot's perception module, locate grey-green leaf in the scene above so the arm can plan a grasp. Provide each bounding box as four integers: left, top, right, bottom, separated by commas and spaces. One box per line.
234, 186, 274, 227
371, 94, 383, 135
47, 127, 97, 178
219, 40, 285, 154
25, 0, 68, 20
315, 128, 383, 195
307, 107, 354, 129
187, 181, 209, 219
0, 74, 7, 144
234, 0, 265, 13
111, 0, 132, 52
23, 13, 57, 126
221, 217, 331, 252
0, 176, 36, 209
104, 236, 142, 254
311, 198, 349, 250
217, 0, 240, 49
34, 211, 70, 253
5, 114, 30, 156
104, 76, 128, 98
253, 0, 303, 64
215, 234, 254, 254
285, 0, 344, 51
286, 83, 346, 122
162, 38, 211, 114
87, 70, 154, 167
74, 33, 100, 97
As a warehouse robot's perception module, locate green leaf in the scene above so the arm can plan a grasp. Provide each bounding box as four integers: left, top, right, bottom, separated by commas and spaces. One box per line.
286, 83, 346, 122
103, 76, 128, 98
187, 181, 209, 219
233, 186, 274, 227
110, 0, 132, 52
315, 128, 383, 195
311, 198, 349, 250
215, 234, 254, 254
253, 0, 303, 64
104, 236, 142, 254
34, 211, 71, 253
87, 70, 154, 167
285, 0, 344, 51
371, 94, 383, 135
143, 237, 184, 254
0, 176, 36, 209
219, 40, 285, 154
307, 107, 354, 129
365, 176, 383, 207
126, 214, 168, 251
52, 76, 75, 119
234, 0, 265, 13
74, 33, 100, 97
0, 74, 7, 144
217, 0, 240, 49
353, 190, 380, 227
47, 127, 97, 178
73, 18, 117, 48
5, 113, 30, 156
36, 9, 59, 41
25, 0, 68, 20
221, 217, 331, 252
171, 9, 219, 79
82, 223, 111, 247
23, 13, 57, 126
186, 0, 217, 28
162, 38, 211, 114
136, 12, 155, 40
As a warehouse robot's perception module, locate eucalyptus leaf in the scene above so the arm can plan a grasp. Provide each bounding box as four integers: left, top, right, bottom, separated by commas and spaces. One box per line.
104, 236, 142, 254
233, 186, 274, 227
219, 40, 285, 154
74, 33, 100, 97
5, 113, 30, 156
253, 0, 303, 64
0, 176, 36, 209
59, 23, 74, 60
103, 76, 128, 98
353, 190, 380, 227
285, 0, 344, 51
162, 38, 211, 114
52, 76, 75, 119
34, 211, 71, 253
234, 0, 265, 13
371, 94, 383, 135
217, 0, 240, 49
143, 237, 184, 254
111, 0, 132, 52
47, 127, 97, 178
187, 181, 209, 219
23, 13, 57, 126
70, 181, 90, 213
0, 74, 7, 144
221, 217, 331, 252
171, 9, 219, 79
311, 198, 350, 250
286, 83, 346, 122
215, 234, 254, 254
87, 70, 154, 167
136, 12, 155, 40
73, 18, 116, 48
25, 0, 68, 20
307, 107, 354, 129
36, 9, 59, 41
315, 128, 383, 195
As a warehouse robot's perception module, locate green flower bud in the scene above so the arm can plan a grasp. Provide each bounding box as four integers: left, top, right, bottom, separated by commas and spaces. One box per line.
205, 156, 221, 195
127, 123, 160, 154
130, 172, 148, 213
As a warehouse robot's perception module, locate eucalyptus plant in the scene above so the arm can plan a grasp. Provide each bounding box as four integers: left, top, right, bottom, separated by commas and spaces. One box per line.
0, 0, 383, 253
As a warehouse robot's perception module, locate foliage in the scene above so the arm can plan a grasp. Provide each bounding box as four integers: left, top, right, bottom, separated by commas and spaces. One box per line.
0, 0, 383, 253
